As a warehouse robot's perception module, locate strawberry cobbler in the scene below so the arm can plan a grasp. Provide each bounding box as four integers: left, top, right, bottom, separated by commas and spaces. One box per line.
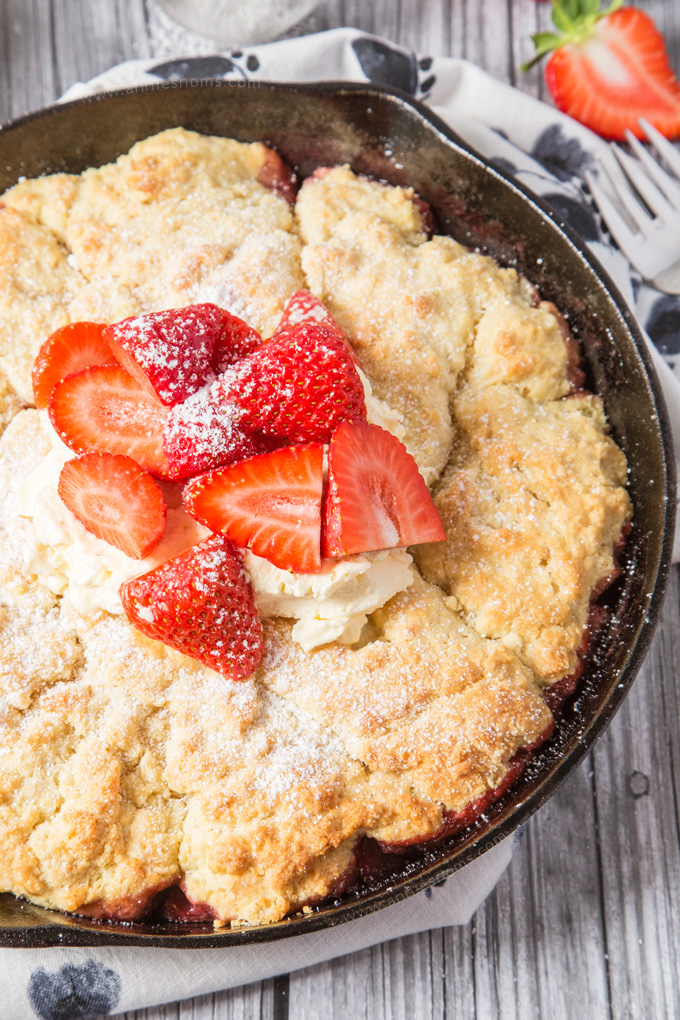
0, 129, 630, 926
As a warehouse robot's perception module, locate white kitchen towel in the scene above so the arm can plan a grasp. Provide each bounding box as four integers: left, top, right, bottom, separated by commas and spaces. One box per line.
2, 835, 514, 1018
2, 27, 677, 1020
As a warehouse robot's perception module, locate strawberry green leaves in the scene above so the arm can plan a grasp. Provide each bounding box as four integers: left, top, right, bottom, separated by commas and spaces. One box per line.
523, 0, 623, 70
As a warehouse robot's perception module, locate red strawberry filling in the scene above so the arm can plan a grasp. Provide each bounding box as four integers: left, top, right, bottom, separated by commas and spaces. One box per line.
256, 147, 298, 205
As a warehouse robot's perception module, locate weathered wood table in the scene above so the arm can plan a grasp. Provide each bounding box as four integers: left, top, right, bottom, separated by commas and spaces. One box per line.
2, 1, 679, 1017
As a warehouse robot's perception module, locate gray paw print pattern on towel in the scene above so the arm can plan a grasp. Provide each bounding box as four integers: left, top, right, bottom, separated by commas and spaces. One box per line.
28, 960, 121, 1020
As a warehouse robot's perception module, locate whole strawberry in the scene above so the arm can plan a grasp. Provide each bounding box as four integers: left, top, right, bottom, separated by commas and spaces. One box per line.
213, 321, 367, 444
120, 534, 263, 681
524, 1, 680, 140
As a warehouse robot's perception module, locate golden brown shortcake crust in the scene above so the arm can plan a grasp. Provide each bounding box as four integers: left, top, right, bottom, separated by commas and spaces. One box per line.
0, 132, 630, 925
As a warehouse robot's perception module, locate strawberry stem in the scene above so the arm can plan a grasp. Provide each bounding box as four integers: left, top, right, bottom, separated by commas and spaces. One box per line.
521, 0, 624, 72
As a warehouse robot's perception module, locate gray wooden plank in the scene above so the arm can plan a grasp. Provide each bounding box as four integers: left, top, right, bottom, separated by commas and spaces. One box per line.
457, 0, 516, 84
0, 0, 151, 122
479, 773, 610, 1020
591, 568, 680, 1020
49, 0, 150, 91
0, 0, 57, 120
504, 0, 549, 100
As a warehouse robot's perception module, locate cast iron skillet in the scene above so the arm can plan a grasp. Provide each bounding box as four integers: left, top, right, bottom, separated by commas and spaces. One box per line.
0, 82, 674, 947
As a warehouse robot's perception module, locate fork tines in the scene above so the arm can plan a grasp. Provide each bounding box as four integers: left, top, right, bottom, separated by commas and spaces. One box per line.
585, 119, 680, 292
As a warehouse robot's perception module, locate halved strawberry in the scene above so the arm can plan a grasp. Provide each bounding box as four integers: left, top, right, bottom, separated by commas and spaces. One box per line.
213, 322, 366, 444
32, 321, 116, 410
524, 2, 680, 140
322, 422, 446, 557
184, 443, 324, 573
58, 452, 166, 559
272, 290, 343, 341
163, 385, 265, 480
211, 310, 261, 375
49, 365, 169, 476
104, 304, 224, 406
120, 534, 263, 681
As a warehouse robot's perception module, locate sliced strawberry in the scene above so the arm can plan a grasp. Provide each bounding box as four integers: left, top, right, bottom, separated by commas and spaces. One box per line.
272, 290, 344, 341
32, 321, 117, 410
104, 304, 225, 406
524, 2, 680, 140
184, 443, 324, 573
120, 534, 263, 681
163, 385, 265, 480
322, 422, 446, 557
49, 365, 169, 476
213, 322, 366, 444
58, 452, 166, 559
211, 310, 261, 375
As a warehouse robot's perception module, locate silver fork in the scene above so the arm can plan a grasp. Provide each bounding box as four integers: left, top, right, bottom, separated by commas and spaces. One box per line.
585, 119, 680, 294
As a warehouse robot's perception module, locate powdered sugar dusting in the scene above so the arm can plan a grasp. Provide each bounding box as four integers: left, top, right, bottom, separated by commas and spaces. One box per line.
0, 138, 632, 926
164, 381, 260, 477
107, 305, 221, 405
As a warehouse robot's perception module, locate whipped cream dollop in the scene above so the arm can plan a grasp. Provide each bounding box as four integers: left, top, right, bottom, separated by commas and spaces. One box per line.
19, 410, 413, 650
357, 367, 405, 441
245, 548, 413, 652
18, 419, 210, 616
